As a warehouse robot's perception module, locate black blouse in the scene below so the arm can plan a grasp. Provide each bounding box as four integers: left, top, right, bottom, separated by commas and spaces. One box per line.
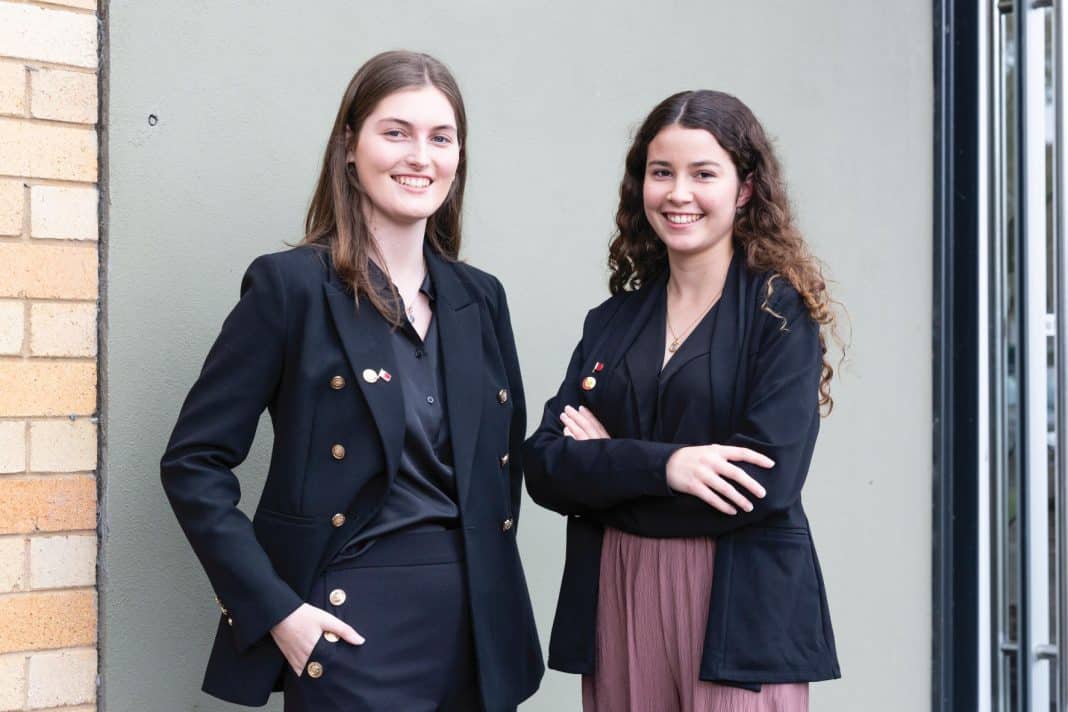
627, 283, 720, 448
334, 268, 459, 560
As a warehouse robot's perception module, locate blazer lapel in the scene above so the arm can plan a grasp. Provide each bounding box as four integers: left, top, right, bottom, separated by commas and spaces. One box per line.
425, 249, 482, 511
706, 249, 747, 440
579, 274, 666, 439
621, 282, 666, 439
322, 280, 405, 482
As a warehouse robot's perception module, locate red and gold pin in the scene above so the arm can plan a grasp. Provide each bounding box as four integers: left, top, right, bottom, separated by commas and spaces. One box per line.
581, 376, 597, 391
378, 369, 392, 382
593, 362, 604, 373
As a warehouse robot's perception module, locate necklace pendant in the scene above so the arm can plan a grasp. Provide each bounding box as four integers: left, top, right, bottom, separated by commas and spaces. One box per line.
668, 340, 680, 353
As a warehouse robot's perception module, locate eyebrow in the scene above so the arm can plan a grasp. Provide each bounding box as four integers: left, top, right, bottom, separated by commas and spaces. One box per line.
376, 117, 457, 132
648, 159, 723, 169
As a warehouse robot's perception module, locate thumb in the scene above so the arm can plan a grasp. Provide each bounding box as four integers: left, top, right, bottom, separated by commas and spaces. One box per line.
320, 611, 365, 645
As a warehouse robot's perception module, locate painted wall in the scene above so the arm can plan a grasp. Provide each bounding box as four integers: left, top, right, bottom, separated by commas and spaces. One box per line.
105, 1, 932, 709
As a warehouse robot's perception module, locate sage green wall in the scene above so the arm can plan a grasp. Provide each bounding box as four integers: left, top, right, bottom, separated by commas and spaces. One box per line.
105, 1, 932, 709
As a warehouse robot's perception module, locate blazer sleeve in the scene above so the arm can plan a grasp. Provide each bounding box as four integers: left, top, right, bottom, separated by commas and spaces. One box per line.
490, 277, 528, 526
160, 255, 304, 653
591, 285, 822, 538
523, 310, 684, 515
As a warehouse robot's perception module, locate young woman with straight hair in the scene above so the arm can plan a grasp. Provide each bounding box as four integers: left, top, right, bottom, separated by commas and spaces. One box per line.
161, 50, 543, 711
525, 90, 842, 712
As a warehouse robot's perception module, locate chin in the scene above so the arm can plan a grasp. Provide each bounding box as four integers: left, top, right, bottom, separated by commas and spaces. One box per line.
657, 234, 710, 255
390, 200, 445, 222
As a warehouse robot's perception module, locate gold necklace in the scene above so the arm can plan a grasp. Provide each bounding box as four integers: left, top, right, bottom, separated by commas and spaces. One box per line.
666, 288, 723, 353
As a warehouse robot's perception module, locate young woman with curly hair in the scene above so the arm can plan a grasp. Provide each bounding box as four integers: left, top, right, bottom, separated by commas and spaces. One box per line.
524, 90, 842, 712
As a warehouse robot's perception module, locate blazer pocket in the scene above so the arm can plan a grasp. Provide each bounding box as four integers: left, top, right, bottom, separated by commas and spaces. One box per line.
252, 509, 332, 592
722, 530, 827, 672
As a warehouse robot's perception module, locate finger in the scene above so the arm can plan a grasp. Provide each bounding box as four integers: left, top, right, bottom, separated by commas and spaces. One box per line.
560, 411, 591, 440
577, 406, 610, 438
692, 484, 737, 515
321, 614, 365, 645
560, 413, 579, 439
705, 476, 754, 512
718, 466, 767, 499
563, 405, 597, 438
717, 463, 767, 498
720, 445, 775, 468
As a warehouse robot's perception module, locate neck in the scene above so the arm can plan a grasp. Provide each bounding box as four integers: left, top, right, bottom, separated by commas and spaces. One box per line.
366, 209, 427, 284
666, 237, 734, 304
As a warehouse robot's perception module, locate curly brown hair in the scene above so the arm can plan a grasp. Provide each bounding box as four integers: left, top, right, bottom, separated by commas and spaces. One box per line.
608, 90, 844, 413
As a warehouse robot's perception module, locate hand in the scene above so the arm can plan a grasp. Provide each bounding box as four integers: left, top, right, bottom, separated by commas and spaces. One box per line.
560, 405, 610, 440
665, 444, 774, 515
270, 603, 364, 676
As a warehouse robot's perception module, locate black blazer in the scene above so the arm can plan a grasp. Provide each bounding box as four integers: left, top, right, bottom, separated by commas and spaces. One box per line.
161, 244, 543, 709
523, 251, 840, 688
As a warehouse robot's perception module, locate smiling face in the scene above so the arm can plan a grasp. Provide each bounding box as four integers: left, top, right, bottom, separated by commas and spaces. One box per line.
348, 85, 461, 230
642, 123, 752, 259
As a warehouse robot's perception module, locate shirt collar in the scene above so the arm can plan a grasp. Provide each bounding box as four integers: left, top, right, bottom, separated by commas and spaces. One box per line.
367, 260, 436, 304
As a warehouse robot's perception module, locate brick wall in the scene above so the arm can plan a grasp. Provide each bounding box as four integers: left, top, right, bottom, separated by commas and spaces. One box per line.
0, 1, 100, 710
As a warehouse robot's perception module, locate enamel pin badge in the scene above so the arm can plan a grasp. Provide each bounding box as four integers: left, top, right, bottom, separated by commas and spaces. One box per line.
362, 368, 392, 384
582, 361, 604, 391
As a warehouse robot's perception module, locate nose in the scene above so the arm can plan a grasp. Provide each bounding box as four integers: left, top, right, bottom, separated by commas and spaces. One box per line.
666, 179, 692, 204
406, 142, 429, 169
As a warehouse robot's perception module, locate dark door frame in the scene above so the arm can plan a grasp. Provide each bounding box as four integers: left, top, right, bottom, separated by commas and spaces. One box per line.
932, 0, 980, 710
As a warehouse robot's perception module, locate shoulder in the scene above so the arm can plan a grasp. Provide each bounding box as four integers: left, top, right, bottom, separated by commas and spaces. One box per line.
450, 259, 503, 304
579, 282, 649, 343
249, 244, 329, 282
743, 268, 817, 346
759, 273, 804, 314
243, 244, 330, 296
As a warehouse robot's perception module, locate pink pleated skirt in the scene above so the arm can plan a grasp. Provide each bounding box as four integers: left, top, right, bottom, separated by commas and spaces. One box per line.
582, 527, 809, 712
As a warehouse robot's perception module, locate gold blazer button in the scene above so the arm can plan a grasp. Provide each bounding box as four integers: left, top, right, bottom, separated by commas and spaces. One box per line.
331, 513, 346, 528
306, 661, 323, 679
497, 389, 509, 404
499, 453, 510, 467
329, 588, 347, 606
330, 375, 346, 390
331, 444, 346, 460
502, 518, 514, 532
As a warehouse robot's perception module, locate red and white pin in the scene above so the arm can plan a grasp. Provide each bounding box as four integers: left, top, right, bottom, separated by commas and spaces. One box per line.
362, 368, 392, 384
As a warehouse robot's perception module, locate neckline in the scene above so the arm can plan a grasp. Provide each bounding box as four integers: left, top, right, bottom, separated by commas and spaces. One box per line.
658, 284, 719, 376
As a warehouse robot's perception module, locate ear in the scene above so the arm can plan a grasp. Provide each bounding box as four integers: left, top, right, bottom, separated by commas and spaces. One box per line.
344, 125, 355, 164
736, 173, 754, 209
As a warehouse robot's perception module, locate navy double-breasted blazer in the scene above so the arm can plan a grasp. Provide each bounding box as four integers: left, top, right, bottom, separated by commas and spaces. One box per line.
523, 250, 840, 688
161, 243, 544, 709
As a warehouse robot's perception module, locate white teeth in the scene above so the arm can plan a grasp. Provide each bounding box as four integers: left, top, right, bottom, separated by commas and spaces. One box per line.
665, 214, 703, 224
395, 176, 431, 188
